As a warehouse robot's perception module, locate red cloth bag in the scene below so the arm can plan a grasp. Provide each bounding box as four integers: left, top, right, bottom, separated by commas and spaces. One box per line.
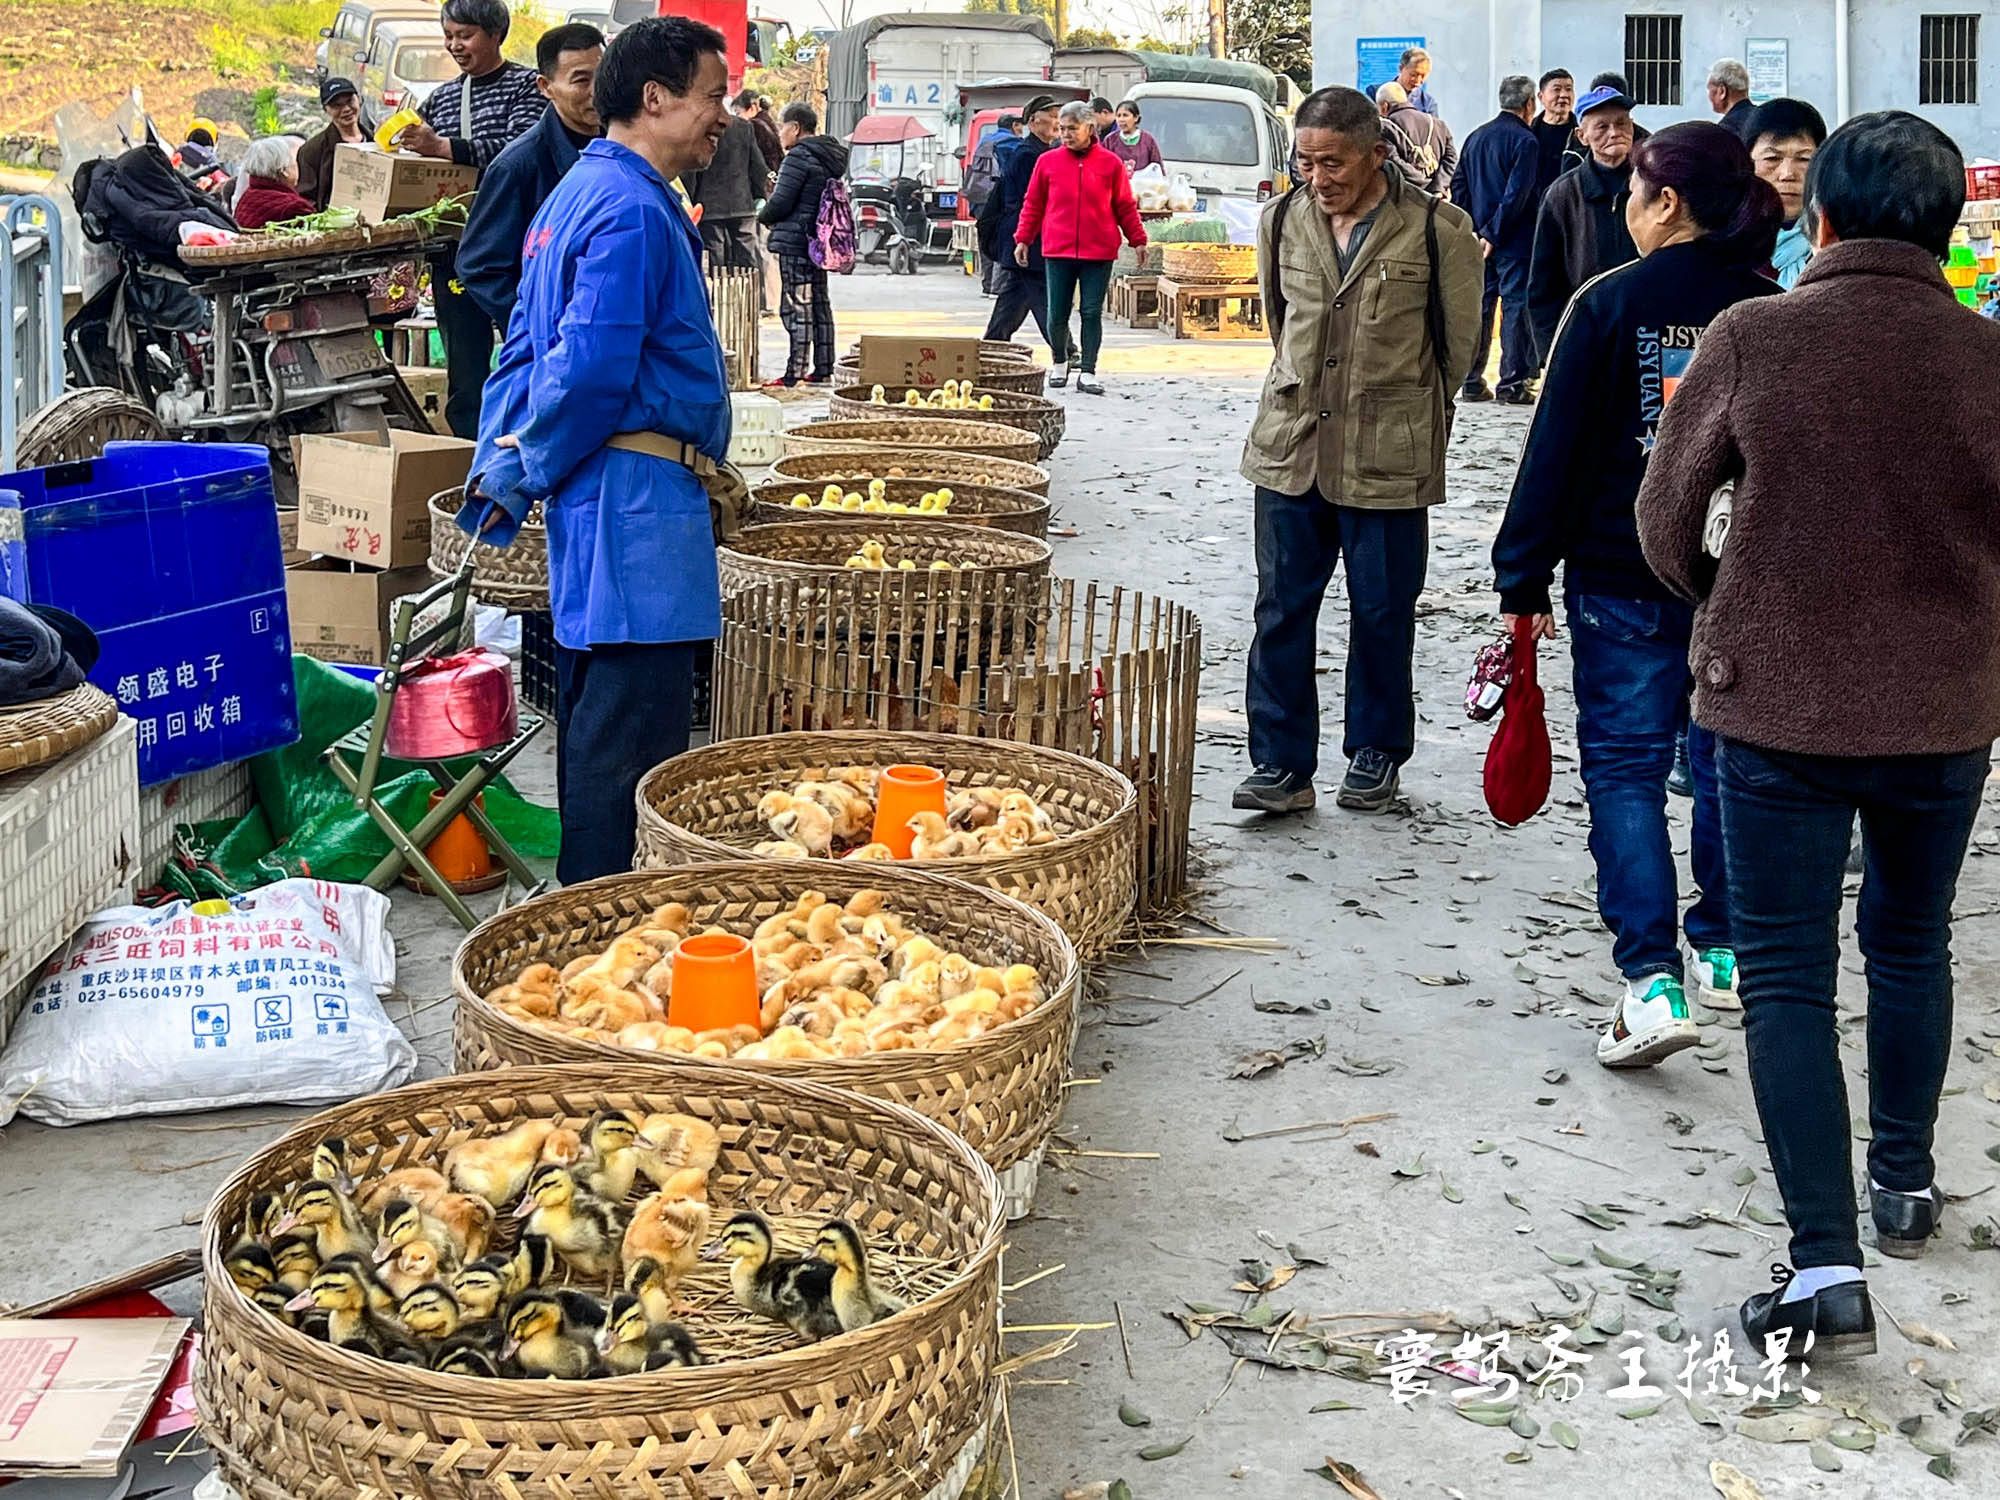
1484, 617, 1552, 826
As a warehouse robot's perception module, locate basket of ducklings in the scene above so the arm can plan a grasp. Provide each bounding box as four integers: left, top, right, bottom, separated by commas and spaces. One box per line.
635, 731, 1137, 959
768, 447, 1051, 499
717, 519, 1053, 602
452, 864, 1080, 1217
197, 1064, 1003, 1500
780, 416, 1042, 467
829, 381, 1066, 460
749, 476, 1051, 539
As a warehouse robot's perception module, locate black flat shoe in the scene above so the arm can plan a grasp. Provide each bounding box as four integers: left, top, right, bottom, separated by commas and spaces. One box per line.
1870, 1182, 1941, 1259
1739, 1265, 1876, 1360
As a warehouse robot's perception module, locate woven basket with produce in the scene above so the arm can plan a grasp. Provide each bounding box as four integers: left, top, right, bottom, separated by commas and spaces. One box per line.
833, 355, 1047, 396
427, 487, 548, 605
718, 520, 1051, 600
1162, 243, 1259, 283
635, 730, 1137, 957
769, 448, 1050, 498
749, 477, 1050, 538
453, 863, 1081, 1207
829, 383, 1064, 460
781, 417, 1041, 466
196, 1063, 1001, 1500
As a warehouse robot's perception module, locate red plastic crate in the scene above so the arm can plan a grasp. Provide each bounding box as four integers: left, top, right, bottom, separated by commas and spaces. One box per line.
1969, 163, 2000, 201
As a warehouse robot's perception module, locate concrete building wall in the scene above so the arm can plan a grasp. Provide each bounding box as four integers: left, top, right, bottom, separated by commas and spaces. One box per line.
1311, 0, 2000, 158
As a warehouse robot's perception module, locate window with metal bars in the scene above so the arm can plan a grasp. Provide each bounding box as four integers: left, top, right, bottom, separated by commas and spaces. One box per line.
1623, 15, 1683, 106
1920, 15, 1979, 104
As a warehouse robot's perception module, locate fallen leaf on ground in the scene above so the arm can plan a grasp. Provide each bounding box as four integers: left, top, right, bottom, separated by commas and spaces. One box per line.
1312, 1459, 1385, 1499
1392, 1155, 1427, 1179
1063, 1486, 1110, 1500
1827, 1424, 1877, 1451
1736, 1412, 1832, 1444
1441, 1177, 1463, 1203
1568, 1203, 1620, 1230
1353, 1141, 1380, 1158
1117, 1400, 1151, 1428
1138, 1435, 1190, 1461
1411, 971, 1470, 986
1709, 1461, 1767, 1500
1253, 997, 1325, 1015
1538, 1247, 1585, 1266
1310, 1399, 1360, 1413
1895, 1319, 1959, 1352
1552, 1419, 1579, 1449
1229, 1036, 1326, 1078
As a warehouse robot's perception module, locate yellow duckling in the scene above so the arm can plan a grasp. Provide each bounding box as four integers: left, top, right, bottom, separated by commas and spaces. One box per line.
903, 389, 924, 407
867, 476, 887, 497
838, 491, 864, 511
896, 559, 917, 571
869, 383, 887, 404
790, 494, 812, 509
814, 1219, 907, 1332
861, 497, 890, 513
886, 501, 910, 514
928, 559, 955, 572
977, 395, 994, 410
933, 487, 954, 511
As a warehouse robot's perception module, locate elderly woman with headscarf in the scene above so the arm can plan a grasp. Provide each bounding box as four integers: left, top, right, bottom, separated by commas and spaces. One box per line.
231, 137, 314, 229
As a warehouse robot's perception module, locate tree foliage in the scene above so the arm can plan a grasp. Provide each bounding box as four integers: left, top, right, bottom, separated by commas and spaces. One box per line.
965, 0, 1058, 21
1225, 0, 1310, 87
1063, 25, 1123, 48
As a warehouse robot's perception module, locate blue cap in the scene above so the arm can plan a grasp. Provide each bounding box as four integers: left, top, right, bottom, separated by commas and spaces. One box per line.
1576, 84, 1634, 118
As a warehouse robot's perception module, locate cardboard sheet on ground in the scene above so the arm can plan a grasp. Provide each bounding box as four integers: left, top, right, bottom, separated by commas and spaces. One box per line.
0, 1320, 188, 1476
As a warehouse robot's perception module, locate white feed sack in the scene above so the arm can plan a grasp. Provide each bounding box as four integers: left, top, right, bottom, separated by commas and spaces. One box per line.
0, 879, 415, 1125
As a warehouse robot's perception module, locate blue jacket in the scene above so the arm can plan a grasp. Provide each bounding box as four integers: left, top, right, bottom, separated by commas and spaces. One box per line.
457, 106, 587, 328
459, 140, 729, 650
996, 132, 1051, 271
1456, 112, 1541, 260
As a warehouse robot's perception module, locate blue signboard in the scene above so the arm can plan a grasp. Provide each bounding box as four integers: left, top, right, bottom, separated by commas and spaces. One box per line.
1358, 35, 1425, 96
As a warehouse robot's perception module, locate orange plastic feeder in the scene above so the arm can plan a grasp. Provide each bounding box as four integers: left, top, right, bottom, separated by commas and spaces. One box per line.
403, 791, 506, 897
871, 763, 947, 859
667, 933, 759, 1033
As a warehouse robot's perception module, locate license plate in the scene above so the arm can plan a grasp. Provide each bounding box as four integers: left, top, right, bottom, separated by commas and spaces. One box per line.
1195, 196, 1209, 212
936, 193, 956, 207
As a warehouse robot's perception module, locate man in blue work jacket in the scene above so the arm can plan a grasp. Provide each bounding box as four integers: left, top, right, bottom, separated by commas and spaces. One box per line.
459, 15, 733, 883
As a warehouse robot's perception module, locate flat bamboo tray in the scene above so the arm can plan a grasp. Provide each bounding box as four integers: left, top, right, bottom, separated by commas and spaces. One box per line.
769, 449, 1050, 498
718, 576, 1202, 918
1162, 243, 1259, 283
453, 862, 1080, 1200
750, 477, 1051, 538
427, 486, 549, 606
829, 385, 1065, 460
782, 418, 1041, 466
635, 730, 1137, 958
196, 1063, 1001, 1500
717, 520, 1051, 600
834, 357, 1047, 397
178, 217, 445, 267
0, 683, 119, 776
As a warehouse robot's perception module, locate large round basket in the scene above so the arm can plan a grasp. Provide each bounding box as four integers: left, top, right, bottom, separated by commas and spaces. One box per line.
719, 576, 1202, 919
15, 387, 164, 467
453, 863, 1081, 1212
427, 486, 549, 606
828, 385, 1064, 460
750, 477, 1051, 539
834, 356, 1047, 397
781, 418, 1041, 467
1162, 243, 1259, 283
195, 1064, 1002, 1500
635, 730, 1137, 958
769, 449, 1050, 498
717, 520, 1052, 600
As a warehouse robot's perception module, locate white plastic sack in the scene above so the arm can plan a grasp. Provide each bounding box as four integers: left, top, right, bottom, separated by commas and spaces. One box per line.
1166, 172, 1199, 213
1131, 163, 1171, 212
0, 880, 413, 1126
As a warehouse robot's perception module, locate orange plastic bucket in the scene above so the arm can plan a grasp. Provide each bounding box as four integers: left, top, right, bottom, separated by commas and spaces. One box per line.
870, 763, 947, 858
667, 933, 759, 1033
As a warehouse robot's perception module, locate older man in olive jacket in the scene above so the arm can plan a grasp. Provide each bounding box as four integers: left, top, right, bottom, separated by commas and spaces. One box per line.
1236, 85, 1483, 816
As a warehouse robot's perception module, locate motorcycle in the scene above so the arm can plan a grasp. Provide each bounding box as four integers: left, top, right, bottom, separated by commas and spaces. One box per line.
850, 177, 930, 275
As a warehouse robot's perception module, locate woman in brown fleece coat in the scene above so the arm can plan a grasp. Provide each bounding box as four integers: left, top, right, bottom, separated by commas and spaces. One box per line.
1637, 111, 2000, 1362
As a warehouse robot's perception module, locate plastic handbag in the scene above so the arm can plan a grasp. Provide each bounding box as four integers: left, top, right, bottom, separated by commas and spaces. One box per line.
1483, 617, 1552, 827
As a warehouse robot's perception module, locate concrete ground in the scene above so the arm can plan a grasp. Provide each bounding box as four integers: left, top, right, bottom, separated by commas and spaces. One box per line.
4, 261, 1999, 1499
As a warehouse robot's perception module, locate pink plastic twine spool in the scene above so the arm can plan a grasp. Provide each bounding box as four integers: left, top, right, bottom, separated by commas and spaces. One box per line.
383, 647, 519, 760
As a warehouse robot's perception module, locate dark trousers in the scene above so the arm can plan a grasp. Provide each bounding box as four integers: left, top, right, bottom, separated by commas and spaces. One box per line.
553, 641, 700, 885
701, 215, 759, 271
431, 252, 494, 440
1469, 250, 1537, 395
1567, 594, 1728, 977
1245, 486, 1428, 778
776, 256, 833, 380
984, 262, 1050, 346
1718, 736, 1989, 1268
1045, 257, 1114, 371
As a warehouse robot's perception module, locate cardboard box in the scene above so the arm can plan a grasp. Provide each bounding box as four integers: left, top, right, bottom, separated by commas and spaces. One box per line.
286, 559, 434, 666
856, 334, 982, 389
398, 365, 453, 435
296, 428, 472, 569
0, 1318, 188, 1476
328, 143, 478, 224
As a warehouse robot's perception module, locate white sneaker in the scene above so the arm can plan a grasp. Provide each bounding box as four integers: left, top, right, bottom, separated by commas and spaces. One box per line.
1689, 947, 1741, 1011
1597, 973, 1701, 1069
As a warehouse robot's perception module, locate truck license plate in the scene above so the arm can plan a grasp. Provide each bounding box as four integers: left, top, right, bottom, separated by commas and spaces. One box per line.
936, 192, 956, 207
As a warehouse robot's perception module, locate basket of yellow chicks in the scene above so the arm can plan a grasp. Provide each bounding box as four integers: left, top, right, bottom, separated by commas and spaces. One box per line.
834, 348, 1049, 396
634, 730, 1138, 959
780, 414, 1042, 467
768, 446, 1051, 498
829, 380, 1066, 460
748, 474, 1051, 538
452, 863, 1080, 1213
716, 515, 1052, 600
197, 1064, 1002, 1500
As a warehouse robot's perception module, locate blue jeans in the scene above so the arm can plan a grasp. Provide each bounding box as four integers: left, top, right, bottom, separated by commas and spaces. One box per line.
1719, 737, 1989, 1268
1246, 487, 1428, 778
1566, 594, 1727, 978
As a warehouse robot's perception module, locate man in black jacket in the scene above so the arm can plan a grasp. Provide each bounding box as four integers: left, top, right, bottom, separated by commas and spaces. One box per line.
456, 23, 603, 329
981, 95, 1058, 345
688, 113, 771, 269
759, 101, 848, 385
1527, 83, 1638, 361
1457, 75, 1542, 402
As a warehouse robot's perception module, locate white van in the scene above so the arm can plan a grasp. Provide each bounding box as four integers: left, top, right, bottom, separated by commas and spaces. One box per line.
1125, 81, 1292, 208
359, 17, 459, 116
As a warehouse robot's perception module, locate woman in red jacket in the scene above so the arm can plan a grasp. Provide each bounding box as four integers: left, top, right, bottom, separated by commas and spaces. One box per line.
1014, 100, 1147, 395
231, 136, 315, 230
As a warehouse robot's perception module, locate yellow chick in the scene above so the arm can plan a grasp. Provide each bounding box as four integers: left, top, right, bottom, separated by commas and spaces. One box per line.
869, 383, 887, 404
896, 559, 917, 571
903, 389, 924, 407
821, 484, 843, 504
839, 492, 863, 511
886, 501, 910, 514
934, 487, 954, 510
977, 395, 994, 410
861, 497, 890, 513
867, 477, 887, 498
928, 560, 955, 572
790, 495, 812, 509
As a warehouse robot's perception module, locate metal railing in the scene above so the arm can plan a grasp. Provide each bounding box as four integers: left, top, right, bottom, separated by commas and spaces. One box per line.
0, 194, 64, 472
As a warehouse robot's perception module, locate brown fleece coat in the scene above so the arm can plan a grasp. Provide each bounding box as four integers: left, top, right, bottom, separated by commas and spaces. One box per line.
1636, 239, 2000, 757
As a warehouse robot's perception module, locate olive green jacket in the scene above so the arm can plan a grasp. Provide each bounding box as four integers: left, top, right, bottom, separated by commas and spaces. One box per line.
1240, 170, 1484, 505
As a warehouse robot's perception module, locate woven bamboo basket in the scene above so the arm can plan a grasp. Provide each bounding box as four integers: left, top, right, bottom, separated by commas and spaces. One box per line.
635, 731, 1137, 957
453, 863, 1080, 1210
834, 356, 1047, 397
782, 418, 1040, 466
717, 576, 1201, 918
178, 217, 444, 267
1162, 243, 1259, 283
196, 1063, 1002, 1500
769, 449, 1050, 498
427, 487, 549, 606
828, 386, 1065, 460
717, 520, 1050, 601
0, 683, 119, 775
14, 387, 164, 467
750, 478, 1051, 539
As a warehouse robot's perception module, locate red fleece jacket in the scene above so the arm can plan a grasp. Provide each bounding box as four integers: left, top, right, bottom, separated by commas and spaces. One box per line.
1015, 141, 1146, 261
